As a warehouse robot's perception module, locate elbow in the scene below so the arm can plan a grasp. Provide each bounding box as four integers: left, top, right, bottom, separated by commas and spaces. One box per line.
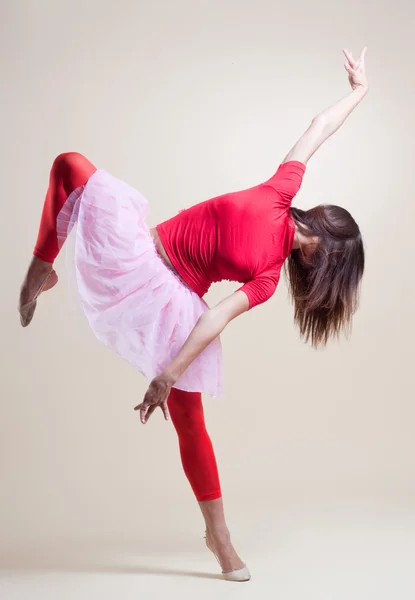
311, 114, 333, 140
201, 307, 229, 334
312, 114, 328, 129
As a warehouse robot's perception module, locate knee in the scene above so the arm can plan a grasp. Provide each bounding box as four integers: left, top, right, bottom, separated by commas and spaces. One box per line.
172, 406, 205, 431
52, 152, 86, 173
50, 152, 96, 189
168, 390, 206, 435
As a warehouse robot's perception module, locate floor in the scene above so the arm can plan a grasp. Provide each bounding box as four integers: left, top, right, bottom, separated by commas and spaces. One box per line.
1, 506, 414, 600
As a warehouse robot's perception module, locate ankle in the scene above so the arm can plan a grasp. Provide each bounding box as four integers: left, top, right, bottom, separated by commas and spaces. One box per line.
22, 257, 53, 287
30, 256, 53, 272
206, 525, 231, 542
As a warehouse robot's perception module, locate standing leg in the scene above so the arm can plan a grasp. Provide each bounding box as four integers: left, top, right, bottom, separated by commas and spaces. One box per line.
167, 387, 246, 574
19, 152, 97, 326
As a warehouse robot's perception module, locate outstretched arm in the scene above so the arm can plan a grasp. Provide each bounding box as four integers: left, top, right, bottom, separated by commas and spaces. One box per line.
134, 290, 249, 423
283, 47, 369, 165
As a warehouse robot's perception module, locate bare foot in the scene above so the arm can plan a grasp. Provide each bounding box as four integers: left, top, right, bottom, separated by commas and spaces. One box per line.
19, 257, 58, 327
205, 527, 246, 574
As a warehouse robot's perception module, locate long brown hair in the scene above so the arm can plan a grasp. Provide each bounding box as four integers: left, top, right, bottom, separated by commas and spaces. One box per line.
285, 205, 365, 348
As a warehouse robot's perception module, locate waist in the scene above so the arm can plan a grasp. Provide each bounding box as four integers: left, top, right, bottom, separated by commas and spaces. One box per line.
152, 225, 211, 297
150, 227, 175, 270
150, 227, 195, 292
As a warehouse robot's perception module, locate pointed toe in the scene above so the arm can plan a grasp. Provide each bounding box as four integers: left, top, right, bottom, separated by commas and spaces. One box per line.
223, 565, 251, 582
19, 300, 37, 327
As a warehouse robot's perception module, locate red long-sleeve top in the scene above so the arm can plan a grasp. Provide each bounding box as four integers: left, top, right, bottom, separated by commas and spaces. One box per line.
156, 161, 306, 309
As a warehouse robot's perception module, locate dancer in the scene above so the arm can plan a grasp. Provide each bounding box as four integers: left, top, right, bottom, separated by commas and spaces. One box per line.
19, 48, 368, 581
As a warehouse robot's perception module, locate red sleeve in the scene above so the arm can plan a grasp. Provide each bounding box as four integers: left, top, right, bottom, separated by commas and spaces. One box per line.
263, 160, 306, 207
236, 266, 281, 309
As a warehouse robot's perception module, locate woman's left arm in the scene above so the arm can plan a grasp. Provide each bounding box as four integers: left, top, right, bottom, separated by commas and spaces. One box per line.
283, 47, 369, 165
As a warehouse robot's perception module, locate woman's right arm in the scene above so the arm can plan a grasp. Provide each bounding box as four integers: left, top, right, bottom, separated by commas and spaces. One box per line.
161, 291, 249, 384
282, 47, 369, 165
135, 291, 249, 423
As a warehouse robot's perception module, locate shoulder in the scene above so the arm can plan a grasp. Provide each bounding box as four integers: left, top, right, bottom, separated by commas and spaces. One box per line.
263, 161, 307, 206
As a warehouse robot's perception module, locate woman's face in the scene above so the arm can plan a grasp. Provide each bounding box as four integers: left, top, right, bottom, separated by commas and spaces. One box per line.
300, 236, 319, 265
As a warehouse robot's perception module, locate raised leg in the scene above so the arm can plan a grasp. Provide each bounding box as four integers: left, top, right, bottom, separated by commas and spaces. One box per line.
34, 152, 97, 262
19, 152, 97, 326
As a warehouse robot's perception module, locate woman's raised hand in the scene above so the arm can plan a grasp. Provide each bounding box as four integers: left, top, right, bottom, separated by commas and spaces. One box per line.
343, 47, 368, 93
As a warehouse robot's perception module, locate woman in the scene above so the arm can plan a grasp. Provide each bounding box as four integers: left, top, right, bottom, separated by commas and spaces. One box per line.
19, 48, 368, 581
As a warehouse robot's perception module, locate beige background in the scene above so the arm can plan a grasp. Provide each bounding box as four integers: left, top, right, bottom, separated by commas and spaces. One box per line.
1, 1, 414, 598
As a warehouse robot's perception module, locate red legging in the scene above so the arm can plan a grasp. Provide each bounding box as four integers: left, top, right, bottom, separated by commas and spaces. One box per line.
33, 152, 222, 502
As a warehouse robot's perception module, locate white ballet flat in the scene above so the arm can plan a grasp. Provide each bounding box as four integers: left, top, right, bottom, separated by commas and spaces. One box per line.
18, 269, 56, 327
204, 533, 251, 582
222, 565, 251, 582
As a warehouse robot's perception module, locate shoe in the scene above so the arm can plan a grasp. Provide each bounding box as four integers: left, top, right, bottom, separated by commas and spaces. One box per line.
204, 532, 251, 582
19, 269, 55, 327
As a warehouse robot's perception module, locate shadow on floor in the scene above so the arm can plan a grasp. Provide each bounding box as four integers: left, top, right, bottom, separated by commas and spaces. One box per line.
0, 546, 223, 580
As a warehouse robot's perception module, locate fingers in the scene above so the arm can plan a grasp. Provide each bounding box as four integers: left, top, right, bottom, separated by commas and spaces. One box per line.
343, 48, 356, 68
358, 46, 368, 66
161, 401, 170, 421
143, 404, 157, 424
140, 402, 149, 424
343, 46, 367, 70
133, 400, 156, 424
134, 396, 153, 423
133, 400, 169, 424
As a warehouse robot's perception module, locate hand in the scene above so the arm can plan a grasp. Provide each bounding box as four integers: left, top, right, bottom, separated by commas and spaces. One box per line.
343, 47, 368, 93
134, 373, 175, 424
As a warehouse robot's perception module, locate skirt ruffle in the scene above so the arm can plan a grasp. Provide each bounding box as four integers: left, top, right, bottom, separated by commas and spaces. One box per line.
56, 169, 224, 397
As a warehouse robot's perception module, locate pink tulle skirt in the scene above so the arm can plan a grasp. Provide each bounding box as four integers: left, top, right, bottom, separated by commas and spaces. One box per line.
56, 169, 224, 397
